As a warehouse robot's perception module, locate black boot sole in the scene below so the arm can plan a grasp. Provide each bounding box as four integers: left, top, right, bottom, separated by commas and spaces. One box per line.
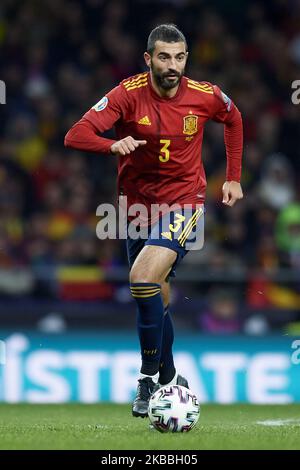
132, 410, 148, 418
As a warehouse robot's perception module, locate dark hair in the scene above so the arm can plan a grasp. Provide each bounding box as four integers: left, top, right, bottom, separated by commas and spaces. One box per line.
147, 24, 187, 55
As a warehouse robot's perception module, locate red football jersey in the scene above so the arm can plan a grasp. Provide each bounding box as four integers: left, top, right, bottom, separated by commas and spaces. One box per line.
65, 72, 243, 224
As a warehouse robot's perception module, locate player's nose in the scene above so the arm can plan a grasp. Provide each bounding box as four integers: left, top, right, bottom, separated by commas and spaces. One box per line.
167, 57, 178, 69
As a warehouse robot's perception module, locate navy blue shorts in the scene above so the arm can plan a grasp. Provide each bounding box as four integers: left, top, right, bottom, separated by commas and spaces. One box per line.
126, 206, 205, 280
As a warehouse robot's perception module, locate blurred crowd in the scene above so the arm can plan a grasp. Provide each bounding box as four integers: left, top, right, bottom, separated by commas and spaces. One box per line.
0, 0, 300, 332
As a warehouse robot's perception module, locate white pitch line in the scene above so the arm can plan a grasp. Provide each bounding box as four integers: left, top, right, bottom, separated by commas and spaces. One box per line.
256, 419, 300, 426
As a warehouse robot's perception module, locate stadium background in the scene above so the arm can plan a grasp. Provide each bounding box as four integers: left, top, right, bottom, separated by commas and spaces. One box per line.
0, 0, 299, 404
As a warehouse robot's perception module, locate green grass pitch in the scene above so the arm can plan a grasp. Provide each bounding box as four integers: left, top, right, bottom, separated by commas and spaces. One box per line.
0, 404, 299, 450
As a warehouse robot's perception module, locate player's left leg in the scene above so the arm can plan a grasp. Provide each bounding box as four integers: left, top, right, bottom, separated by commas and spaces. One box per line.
159, 279, 189, 389
159, 280, 175, 383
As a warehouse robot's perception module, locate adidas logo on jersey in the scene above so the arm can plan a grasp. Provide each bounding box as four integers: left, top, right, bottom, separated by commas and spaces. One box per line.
138, 115, 151, 126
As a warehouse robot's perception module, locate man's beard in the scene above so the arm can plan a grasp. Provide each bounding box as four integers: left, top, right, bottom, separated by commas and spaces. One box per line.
151, 64, 184, 90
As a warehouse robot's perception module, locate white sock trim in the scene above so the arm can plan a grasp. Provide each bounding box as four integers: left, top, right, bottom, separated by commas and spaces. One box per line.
139, 372, 159, 383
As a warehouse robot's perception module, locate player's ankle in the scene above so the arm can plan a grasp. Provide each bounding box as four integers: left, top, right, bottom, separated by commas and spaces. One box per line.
159, 370, 177, 387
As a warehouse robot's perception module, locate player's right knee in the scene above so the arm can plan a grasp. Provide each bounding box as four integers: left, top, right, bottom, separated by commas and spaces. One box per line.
129, 269, 157, 284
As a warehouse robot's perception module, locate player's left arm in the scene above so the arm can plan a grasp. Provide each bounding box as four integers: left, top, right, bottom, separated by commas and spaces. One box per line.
211, 85, 243, 207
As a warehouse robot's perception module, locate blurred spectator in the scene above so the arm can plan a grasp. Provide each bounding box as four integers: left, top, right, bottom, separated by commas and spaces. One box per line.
276, 203, 300, 268
258, 153, 295, 210
198, 288, 242, 334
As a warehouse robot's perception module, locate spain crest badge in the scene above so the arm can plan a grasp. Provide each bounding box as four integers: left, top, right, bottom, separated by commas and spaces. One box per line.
183, 114, 198, 135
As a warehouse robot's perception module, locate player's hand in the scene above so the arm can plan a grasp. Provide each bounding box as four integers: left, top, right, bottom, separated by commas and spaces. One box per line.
110, 136, 147, 155
222, 181, 243, 207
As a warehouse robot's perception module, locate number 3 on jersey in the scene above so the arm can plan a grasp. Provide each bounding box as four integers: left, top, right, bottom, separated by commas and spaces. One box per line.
159, 139, 171, 162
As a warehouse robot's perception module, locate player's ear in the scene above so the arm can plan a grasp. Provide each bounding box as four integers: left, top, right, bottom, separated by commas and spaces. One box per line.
144, 52, 151, 68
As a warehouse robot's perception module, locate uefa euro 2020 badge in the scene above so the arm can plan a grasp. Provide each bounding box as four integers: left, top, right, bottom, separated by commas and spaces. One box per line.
92, 96, 108, 112
221, 91, 232, 111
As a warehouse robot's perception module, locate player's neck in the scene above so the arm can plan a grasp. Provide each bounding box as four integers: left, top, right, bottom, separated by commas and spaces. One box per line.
150, 73, 179, 99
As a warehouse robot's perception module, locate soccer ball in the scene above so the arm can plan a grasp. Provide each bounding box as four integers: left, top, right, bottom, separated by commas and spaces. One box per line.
148, 385, 200, 433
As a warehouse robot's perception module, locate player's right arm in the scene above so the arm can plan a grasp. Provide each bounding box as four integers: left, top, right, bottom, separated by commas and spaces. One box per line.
110, 136, 147, 156
64, 85, 146, 155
